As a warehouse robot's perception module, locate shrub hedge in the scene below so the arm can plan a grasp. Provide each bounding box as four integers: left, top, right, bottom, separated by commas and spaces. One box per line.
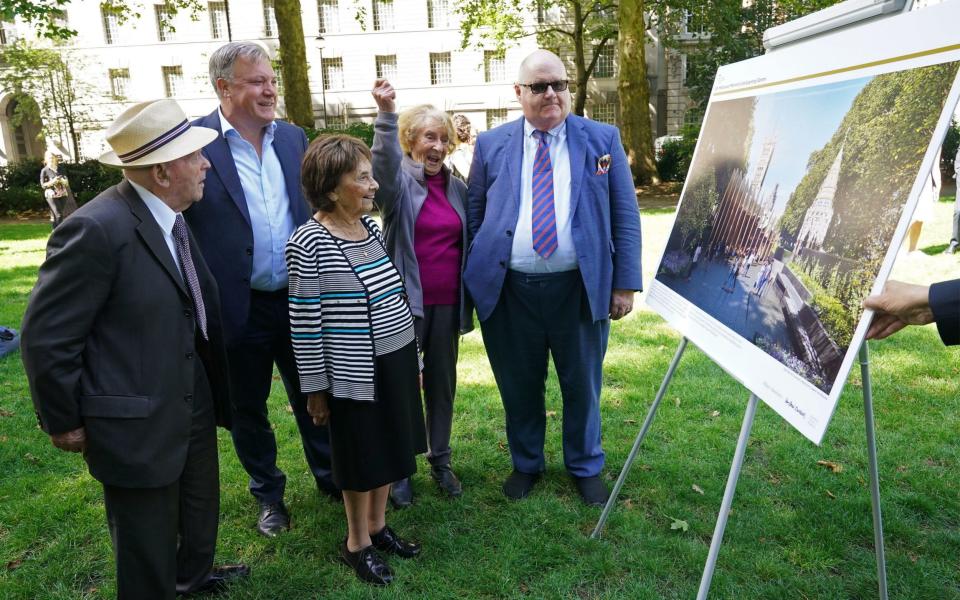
0, 159, 122, 216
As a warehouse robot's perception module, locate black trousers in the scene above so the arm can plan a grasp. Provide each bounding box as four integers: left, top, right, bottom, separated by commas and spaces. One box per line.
228, 289, 334, 503
950, 196, 960, 245
102, 362, 218, 600
414, 304, 460, 468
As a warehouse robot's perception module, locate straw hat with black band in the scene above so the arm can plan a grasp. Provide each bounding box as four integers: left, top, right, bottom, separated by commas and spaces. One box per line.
99, 99, 217, 168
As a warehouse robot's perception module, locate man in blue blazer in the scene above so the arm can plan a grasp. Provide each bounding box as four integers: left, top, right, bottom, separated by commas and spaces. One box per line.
185, 42, 335, 538
464, 50, 642, 506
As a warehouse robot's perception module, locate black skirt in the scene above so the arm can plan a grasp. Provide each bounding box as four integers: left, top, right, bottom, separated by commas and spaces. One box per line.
327, 340, 427, 491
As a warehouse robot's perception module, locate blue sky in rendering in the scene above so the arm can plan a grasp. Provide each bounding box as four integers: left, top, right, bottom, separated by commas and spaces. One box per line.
742, 76, 872, 215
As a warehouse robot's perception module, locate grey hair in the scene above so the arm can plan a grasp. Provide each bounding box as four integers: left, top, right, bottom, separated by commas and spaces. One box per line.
208, 42, 270, 96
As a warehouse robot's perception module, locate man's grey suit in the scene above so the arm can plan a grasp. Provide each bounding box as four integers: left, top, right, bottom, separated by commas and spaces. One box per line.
21, 180, 231, 598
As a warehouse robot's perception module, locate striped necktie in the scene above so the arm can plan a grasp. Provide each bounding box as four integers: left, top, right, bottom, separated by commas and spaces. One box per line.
173, 214, 208, 340
531, 130, 557, 259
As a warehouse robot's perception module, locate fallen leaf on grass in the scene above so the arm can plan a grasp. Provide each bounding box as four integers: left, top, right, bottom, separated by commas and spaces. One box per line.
909, 553, 918, 563
709, 410, 720, 418
639, 464, 653, 471
24, 453, 38, 464
0, 436, 7, 443
519, 583, 529, 593
623, 419, 637, 425
670, 517, 689, 532
546, 411, 557, 418
497, 441, 507, 452
896, 465, 908, 473
692, 484, 704, 495
674, 397, 681, 407
826, 490, 836, 499
285, 406, 293, 413
0, 409, 13, 417
623, 498, 634, 509
6, 559, 22, 571
816, 460, 843, 473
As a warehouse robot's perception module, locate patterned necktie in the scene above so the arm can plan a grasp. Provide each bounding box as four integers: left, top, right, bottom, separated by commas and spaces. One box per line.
172, 214, 208, 340
531, 130, 557, 259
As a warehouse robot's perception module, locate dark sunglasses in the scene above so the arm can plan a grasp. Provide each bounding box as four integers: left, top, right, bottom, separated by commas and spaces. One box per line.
518, 80, 569, 94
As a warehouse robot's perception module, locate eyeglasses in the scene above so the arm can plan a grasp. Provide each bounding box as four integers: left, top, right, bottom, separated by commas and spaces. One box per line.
518, 80, 569, 94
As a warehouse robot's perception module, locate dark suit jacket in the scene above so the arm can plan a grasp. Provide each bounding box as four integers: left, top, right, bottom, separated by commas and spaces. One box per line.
930, 278, 960, 345
185, 109, 311, 345
464, 114, 642, 323
21, 180, 231, 488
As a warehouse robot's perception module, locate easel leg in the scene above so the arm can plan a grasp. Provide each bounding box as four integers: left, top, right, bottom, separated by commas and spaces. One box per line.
591, 337, 689, 539
860, 343, 889, 600
696, 393, 760, 600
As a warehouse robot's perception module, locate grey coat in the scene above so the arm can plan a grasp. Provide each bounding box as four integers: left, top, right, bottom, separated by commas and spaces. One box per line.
372, 111, 473, 334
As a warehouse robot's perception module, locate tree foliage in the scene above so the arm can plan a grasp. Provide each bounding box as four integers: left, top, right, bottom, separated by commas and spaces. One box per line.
455, 0, 617, 116
0, 40, 95, 160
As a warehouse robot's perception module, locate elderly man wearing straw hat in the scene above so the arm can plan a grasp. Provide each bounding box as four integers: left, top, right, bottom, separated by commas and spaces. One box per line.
21, 99, 249, 599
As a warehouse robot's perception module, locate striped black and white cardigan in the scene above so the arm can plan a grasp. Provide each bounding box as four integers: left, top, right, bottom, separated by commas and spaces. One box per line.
286, 215, 417, 402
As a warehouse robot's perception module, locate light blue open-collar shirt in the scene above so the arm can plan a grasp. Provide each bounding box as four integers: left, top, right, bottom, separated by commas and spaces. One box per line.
510, 119, 578, 273
218, 108, 296, 292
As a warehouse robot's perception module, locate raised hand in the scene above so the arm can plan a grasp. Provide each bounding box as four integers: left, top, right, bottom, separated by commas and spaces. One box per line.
371, 78, 396, 113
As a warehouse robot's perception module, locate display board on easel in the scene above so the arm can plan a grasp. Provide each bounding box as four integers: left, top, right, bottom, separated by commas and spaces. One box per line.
645, 0, 960, 444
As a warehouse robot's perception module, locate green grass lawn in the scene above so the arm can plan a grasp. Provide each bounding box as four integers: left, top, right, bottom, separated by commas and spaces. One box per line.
1, 204, 958, 599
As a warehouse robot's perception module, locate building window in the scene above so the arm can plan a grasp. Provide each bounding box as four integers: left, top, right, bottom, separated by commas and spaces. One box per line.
375, 55, 398, 80
684, 7, 706, 36
263, 0, 277, 36
427, 0, 449, 28
595, 45, 614, 78
318, 0, 339, 33
109, 68, 130, 100
372, 0, 394, 31
326, 112, 346, 129
486, 108, 507, 129
50, 9, 69, 30
483, 50, 506, 83
208, 2, 228, 39
322, 57, 344, 90
591, 102, 616, 124
429, 52, 451, 85
101, 6, 119, 44
162, 65, 183, 97
155, 4, 175, 41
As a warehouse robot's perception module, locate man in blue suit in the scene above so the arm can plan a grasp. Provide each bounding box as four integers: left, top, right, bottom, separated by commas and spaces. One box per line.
185, 42, 336, 538
464, 50, 642, 506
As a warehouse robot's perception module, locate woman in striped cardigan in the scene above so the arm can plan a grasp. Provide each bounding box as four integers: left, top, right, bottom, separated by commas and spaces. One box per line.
286, 135, 427, 587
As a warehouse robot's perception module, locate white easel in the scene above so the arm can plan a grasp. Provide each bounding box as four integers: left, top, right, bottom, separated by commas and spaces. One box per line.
589, 2, 928, 598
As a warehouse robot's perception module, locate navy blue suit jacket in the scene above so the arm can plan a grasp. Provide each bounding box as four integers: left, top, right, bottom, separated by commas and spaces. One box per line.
185, 109, 310, 345
930, 278, 960, 346
464, 114, 642, 323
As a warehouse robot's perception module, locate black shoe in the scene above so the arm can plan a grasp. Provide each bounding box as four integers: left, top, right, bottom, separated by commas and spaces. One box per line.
502, 470, 540, 500
256, 501, 290, 538
371, 525, 421, 559
389, 478, 413, 508
430, 465, 463, 498
178, 564, 250, 597
573, 475, 610, 507
318, 482, 343, 503
339, 541, 393, 586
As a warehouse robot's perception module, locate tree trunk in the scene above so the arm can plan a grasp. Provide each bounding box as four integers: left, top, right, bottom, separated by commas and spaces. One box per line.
617, 0, 659, 185
572, 0, 587, 115
274, 0, 314, 128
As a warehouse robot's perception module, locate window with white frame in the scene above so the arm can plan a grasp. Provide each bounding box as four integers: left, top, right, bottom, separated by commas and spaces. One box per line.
595, 44, 614, 78
100, 6, 119, 44
375, 55, 398, 80
325, 111, 346, 129
318, 0, 339, 33
591, 102, 616, 124
322, 57, 344, 90
162, 65, 183, 97
427, 0, 449, 28
486, 108, 508, 129
484, 50, 506, 83
262, 0, 277, 36
684, 7, 706, 36
372, 0, 394, 31
429, 52, 451, 85
109, 68, 130, 100
50, 9, 69, 30
208, 2, 228, 39
155, 4, 175, 41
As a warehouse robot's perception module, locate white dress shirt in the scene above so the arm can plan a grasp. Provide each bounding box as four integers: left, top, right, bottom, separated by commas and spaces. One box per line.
129, 180, 183, 279
510, 119, 578, 273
